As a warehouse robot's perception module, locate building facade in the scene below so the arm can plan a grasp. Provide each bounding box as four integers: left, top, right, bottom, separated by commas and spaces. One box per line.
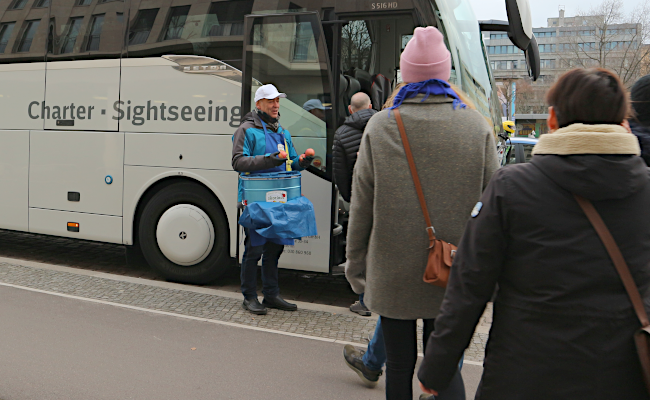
485, 7, 643, 123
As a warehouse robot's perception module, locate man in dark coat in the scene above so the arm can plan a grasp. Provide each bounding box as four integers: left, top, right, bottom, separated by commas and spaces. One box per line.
332, 92, 377, 203
631, 74, 650, 166
334, 92, 377, 316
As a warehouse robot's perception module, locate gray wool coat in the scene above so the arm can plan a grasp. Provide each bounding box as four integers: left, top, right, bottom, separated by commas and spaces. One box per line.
345, 95, 499, 320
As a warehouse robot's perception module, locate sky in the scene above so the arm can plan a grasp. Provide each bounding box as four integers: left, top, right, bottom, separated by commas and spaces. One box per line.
467, 0, 647, 28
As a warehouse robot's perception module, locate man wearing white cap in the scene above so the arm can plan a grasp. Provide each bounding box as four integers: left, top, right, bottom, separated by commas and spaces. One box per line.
232, 84, 314, 315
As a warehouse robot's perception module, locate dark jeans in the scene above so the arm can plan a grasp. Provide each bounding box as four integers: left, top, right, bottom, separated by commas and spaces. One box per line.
240, 231, 284, 299
381, 316, 465, 400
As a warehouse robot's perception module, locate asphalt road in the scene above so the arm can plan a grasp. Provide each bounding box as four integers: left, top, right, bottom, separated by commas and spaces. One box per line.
0, 285, 483, 400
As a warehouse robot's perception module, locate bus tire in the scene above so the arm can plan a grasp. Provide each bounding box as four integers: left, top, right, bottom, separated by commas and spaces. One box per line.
138, 180, 231, 284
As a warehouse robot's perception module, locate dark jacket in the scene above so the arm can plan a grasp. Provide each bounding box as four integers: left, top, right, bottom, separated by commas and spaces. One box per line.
418, 124, 650, 399
630, 120, 650, 166
332, 108, 377, 202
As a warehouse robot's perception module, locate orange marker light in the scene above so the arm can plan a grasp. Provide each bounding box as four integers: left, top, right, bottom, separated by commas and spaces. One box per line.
67, 222, 79, 232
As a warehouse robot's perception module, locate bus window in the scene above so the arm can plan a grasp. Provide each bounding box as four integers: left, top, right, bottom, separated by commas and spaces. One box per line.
0, 2, 48, 131
123, 0, 253, 70
43, 0, 125, 131
432, 0, 498, 129
340, 15, 415, 114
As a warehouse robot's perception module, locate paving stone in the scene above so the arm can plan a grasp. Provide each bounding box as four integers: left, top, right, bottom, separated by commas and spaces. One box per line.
0, 261, 490, 362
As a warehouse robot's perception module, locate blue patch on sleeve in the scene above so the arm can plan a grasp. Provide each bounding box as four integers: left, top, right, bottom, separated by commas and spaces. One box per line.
471, 202, 483, 218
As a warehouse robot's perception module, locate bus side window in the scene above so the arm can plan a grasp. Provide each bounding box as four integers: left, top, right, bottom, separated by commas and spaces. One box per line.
48, 0, 125, 61
124, 0, 254, 70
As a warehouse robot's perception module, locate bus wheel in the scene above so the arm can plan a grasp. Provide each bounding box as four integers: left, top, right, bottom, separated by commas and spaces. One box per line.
138, 181, 230, 284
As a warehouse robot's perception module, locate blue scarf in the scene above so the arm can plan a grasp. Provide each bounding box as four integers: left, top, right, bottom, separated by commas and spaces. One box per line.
389, 79, 467, 111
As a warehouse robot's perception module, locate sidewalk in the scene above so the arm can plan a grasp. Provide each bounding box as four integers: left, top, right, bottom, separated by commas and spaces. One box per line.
0, 258, 491, 362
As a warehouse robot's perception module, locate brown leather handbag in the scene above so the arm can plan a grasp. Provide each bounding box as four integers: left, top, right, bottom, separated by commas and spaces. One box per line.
394, 108, 457, 288
574, 194, 650, 395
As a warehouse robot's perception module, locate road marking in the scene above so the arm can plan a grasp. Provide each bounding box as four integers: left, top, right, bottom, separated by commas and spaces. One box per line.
0, 280, 484, 365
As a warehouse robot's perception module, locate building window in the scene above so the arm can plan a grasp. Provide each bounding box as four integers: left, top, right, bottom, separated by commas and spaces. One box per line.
128, 8, 159, 45
33, 0, 49, 8
488, 45, 524, 55
162, 6, 190, 41
9, 0, 28, 10
578, 30, 595, 36
76, 0, 92, 5
0, 23, 15, 53
60, 17, 83, 53
116, 12, 123, 24
578, 42, 596, 51
490, 33, 508, 40
16, 20, 40, 52
98, 0, 122, 3
540, 59, 555, 69
85, 14, 104, 51
203, 0, 253, 37
293, 21, 316, 61
538, 44, 556, 53
535, 31, 556, 37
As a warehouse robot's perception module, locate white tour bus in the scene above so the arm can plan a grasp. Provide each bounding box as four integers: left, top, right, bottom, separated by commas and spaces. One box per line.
0, 0, 538, 284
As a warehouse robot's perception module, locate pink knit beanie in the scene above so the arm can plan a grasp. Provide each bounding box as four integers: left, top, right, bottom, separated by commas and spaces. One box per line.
400, 27, 452, 83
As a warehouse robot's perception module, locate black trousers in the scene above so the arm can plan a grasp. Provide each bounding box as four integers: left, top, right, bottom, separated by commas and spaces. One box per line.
381, 316, 466, 400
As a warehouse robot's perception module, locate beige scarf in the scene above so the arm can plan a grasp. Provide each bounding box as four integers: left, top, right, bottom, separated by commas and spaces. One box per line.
532, 123, 640, 156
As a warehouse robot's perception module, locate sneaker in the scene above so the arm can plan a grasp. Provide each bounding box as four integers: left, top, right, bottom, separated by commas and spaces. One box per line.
350, 301, 371, 316
343, 344, 382, 387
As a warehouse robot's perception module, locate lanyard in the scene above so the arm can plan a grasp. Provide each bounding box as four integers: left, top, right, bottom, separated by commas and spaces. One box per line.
261, 120, 292, 172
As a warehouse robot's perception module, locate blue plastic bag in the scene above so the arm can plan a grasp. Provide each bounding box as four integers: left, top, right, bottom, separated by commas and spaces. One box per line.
239, 196, 318, 246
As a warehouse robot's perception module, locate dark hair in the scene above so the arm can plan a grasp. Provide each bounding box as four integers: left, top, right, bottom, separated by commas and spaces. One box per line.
546, 68, 630, 128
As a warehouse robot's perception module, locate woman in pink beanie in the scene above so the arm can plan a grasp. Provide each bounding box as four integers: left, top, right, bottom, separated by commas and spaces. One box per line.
345, 26, 499, 400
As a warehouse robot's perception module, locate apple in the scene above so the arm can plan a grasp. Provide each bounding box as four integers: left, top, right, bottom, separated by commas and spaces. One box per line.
305, 148, 315, 157
279, 151, 287, 159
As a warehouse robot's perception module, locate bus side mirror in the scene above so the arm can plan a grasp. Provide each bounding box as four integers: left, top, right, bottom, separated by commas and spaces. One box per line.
478, 0, 540, 81
524, 35, 540, 81
505, 0, 533, 50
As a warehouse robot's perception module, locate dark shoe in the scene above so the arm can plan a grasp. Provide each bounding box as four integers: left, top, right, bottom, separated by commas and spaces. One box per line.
242, 297, 267, 315
419, 395, 435, 400
343, 344, 382, 388
350, 300, 371, 316
263, 295, 298, 311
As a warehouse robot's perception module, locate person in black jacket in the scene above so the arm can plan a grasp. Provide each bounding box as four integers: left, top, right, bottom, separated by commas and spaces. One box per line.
334, 92, 377, 316
630, 74, 650, 166
418, 68, 650, 399
332, 92, 377, 203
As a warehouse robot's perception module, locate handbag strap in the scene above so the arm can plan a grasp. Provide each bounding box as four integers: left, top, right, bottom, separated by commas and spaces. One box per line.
394, 108, 436, 248
574, 194, 650, 327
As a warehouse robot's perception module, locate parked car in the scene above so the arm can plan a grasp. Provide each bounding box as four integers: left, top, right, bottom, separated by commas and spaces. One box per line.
501, 136, 538, 165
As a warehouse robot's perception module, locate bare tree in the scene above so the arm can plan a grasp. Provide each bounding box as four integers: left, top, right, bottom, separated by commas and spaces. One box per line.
341, 21, 373, 72
497, 78, 548, 117
557, 0, 650, 85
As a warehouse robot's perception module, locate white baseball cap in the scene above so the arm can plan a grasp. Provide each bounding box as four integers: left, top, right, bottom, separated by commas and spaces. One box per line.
254, 84, 287, 103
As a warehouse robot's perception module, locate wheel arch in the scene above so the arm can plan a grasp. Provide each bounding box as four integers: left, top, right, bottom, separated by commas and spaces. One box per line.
123, 171, 231, 249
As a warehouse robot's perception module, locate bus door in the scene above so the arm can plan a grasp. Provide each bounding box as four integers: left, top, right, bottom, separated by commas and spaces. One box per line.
240, 12, 335, 273
28, 0, 126, 243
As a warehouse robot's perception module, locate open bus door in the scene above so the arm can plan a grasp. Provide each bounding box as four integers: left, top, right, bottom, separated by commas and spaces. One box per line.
238, 12, 339, 273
